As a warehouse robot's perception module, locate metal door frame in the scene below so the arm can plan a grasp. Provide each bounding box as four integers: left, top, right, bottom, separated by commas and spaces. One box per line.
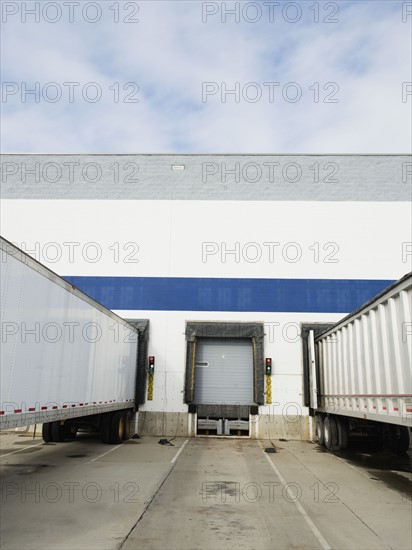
184, 322, 265, 405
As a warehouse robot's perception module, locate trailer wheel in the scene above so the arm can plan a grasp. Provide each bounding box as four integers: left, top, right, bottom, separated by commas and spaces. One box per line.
388, 425, 410, 454
398, 426, 410, 453
122, 411, 132, 440
324, 416, 338, 450
109, 411, 125, 444
336, 418, 349, 450
315, 415, 325, 446
42, 423, 53, 443
64, 425, 78, 440
51, 421, 66, 442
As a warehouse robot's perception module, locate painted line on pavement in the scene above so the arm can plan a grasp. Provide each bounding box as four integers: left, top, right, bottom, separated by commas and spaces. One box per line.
258, 440, 331, 550
90, 444, 123, 462
171, 439, 189, 464
0, 441, 44, 458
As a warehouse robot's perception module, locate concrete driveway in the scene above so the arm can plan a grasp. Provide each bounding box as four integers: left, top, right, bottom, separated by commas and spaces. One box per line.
1, 433, 411, 550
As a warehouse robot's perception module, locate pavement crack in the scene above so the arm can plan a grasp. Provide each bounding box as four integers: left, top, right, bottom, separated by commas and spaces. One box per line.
118, 442, 189, 550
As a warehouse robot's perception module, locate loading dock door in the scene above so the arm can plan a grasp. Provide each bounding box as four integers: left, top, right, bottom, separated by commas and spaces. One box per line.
193, 338, 254, 405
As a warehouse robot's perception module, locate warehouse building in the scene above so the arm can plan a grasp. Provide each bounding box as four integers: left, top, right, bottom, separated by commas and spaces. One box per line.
1, 154, 410, 439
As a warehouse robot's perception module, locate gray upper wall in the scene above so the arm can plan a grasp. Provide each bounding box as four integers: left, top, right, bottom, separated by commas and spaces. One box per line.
1, 154, 411, 201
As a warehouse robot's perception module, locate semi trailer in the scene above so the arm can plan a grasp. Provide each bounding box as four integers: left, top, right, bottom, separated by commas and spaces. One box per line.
0, 237, 148, 444
306, 272, 412, 453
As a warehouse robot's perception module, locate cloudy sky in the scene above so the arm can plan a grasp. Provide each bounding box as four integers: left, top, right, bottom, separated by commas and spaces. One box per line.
1, 0, 411, 153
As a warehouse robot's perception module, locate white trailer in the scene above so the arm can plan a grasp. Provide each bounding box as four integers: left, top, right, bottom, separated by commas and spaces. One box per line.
307, 272, 412, 453
0, 237, 147, 444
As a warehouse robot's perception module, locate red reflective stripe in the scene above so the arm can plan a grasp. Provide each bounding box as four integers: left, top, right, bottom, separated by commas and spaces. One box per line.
28, 407, 35, 411
41, 406, 47, 410
394, 407, 399, 411
52, 406, 58, 410
62, 405, 68, 409
14, 409, 22, 413
0, 411, 4, 415
382, 407, 387, 410
71, 405, 76, 408
406, 408, 412, 412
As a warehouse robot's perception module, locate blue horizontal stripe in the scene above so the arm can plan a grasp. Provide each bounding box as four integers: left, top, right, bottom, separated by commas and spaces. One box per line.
63, 276, 394, 313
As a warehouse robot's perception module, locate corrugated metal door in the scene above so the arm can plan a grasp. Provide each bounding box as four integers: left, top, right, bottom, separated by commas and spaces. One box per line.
193, 338, 254, 404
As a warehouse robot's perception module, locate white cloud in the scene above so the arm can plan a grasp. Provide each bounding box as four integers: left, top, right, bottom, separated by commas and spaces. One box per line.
1, 0, 411, 153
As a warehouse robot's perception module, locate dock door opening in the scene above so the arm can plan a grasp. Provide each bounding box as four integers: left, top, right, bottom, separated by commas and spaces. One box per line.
194, 338, 254, 405
184, 322, 265, 436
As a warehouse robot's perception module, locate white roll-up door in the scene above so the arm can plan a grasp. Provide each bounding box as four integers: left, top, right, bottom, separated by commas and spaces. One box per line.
193, 338, 254, 405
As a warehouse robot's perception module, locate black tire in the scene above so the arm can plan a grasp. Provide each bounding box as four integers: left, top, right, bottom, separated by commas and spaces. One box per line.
42, 422, 53, 443
336, 418, 349, 450
315, 415, 325, 446
122, 411, 132, 441
388, 425, 410, 454
398, 426, 410, 453
64, 425, 78, 440
109, 411, 125, 444
51, 421, 66, 442
324, 416, 338, 450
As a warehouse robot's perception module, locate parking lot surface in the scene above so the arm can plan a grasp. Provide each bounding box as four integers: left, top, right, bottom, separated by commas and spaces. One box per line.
1, 432, 411, 550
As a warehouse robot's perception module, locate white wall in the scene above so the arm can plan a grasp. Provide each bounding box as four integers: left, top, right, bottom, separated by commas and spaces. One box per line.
1, 199, 410, 280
